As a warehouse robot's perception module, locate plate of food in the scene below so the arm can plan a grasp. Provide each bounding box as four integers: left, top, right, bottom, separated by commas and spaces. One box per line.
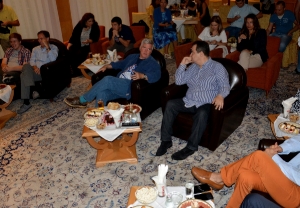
278, 121, 300, 135
178, 199, 213, 208
84, 109, 104, 119
84, 118, 99, 127
185, 15, 193, 20
124, 104, 142, 113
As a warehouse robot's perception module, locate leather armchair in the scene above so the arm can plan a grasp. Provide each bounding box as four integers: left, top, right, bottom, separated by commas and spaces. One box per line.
161, 58, 249, 151
226, 36, 283, 96
101, 26, 146, 58
91, 47, 169, 120
13, 39, 71, 100
174, 42, 223, 67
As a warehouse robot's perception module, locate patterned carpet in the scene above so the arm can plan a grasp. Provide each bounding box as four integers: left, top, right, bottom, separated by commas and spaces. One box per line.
0, 61, 299, 208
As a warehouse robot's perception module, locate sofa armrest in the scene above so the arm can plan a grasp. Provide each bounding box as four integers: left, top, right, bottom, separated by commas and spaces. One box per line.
222, 87, 249, 112
161, 83, 188, 112
40, 58, 68, 75
225, 51, 240, 62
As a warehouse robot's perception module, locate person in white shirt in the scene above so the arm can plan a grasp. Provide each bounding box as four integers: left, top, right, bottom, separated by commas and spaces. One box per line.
198, 16, 228, 57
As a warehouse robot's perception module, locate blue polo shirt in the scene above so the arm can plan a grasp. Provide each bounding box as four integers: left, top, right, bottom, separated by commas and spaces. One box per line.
270, 10, 295, 34
227, 4, 259, 28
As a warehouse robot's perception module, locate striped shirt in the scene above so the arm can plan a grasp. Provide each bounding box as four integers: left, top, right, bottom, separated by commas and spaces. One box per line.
175, 58, 230, 108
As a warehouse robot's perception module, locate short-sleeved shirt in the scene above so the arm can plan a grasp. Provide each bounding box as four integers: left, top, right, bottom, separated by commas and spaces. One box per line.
270, 10, 295, 34
109, 24, 136, 45
198, 27, 227, 43
227, 4, 259, 28
0, 5, 18, 40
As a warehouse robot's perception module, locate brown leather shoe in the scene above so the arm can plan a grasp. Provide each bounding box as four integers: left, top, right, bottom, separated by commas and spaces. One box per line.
191, 167, 224, 190
64, 97, 87, 108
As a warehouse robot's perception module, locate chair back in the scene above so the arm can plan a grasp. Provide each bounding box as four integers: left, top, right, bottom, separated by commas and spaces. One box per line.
213, 58, 247, 90
99, 25, 105, 39
266, 36, 281, 58
130, 26, 146, 43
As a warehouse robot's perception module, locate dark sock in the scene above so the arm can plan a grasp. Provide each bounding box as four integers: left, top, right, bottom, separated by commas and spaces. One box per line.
24, 99, 30, 105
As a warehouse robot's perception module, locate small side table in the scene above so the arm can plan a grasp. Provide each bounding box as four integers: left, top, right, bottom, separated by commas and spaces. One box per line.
78, 65, 92, 90
0, 85, 16, 129
267, 114, 289, 140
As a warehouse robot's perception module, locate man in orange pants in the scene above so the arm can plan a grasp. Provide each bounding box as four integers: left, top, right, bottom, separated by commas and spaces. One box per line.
191, 135, 300, 207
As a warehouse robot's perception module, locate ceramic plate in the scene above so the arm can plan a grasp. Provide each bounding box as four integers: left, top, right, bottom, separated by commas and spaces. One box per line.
278, 121, 300, 135
178, 199, 212, 208
124, 104, 142, 113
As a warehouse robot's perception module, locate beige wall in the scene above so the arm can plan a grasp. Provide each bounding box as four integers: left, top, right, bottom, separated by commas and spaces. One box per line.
57, 0, 138, 41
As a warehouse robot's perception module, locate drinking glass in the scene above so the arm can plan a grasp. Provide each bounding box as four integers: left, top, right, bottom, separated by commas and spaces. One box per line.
98, 100, 104, 110
185, 181, 194, 199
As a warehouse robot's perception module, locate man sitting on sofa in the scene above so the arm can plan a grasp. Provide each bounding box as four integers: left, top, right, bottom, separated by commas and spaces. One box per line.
266, 1, 298, 53
64, 38, 161, 108
17, 30, 58, 114
225, 0, 262, 39
108, 16, 136, 54
155, 40, 230, 160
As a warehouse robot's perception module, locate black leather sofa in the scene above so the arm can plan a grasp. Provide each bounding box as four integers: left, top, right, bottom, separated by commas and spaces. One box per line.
12, 38, 71, 100
161, 58, 249, 151
91, 47, 169, 120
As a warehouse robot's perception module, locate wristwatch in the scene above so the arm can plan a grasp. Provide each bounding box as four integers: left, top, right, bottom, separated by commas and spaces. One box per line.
144, 74, 148, 80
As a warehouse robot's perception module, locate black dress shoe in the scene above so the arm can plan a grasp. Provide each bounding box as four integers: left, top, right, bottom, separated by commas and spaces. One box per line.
155, 141, 172, 156
171, 146, 195, 160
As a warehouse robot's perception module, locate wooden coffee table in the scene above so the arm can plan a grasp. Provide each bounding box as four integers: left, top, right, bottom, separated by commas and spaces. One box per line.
0, 85, 16, 129
78, 65, 93, 90
268, 114, 289, 140
82, 123, 142, 167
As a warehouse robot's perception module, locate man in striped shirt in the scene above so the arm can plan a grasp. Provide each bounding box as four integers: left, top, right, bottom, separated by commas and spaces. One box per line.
156, 40, 230, 160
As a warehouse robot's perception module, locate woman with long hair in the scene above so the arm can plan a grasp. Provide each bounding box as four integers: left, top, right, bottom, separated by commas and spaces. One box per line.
67, 13, 100, 76
153, 0, 178, 59
237, 13, 268, 71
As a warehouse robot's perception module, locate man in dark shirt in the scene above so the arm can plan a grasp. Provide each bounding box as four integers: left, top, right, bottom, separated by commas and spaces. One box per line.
108, 16, 136, 53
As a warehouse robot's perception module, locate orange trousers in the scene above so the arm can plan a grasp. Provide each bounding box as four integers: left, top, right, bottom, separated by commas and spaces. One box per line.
221, 151, 300, 208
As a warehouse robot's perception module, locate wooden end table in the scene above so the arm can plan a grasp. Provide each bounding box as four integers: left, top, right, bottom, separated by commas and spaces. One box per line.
78, 65, 92, 90
0, 85, 16, 129
267, 114, 289, 140
82, 123, 142, 167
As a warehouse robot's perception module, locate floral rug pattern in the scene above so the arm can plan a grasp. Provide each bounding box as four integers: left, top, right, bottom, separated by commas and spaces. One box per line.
1, 62, 299, 207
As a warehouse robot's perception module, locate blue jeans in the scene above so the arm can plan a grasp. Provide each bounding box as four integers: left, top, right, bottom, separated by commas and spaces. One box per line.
297, 50, 300, 72
225, 26, 241, 39
269, 32, 292, 52
240, 193, 280, 208
160, 99, 211, 151
82, 76, 131, 107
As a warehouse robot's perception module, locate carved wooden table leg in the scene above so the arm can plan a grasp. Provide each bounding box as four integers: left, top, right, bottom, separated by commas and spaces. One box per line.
82, 125, 142, 167
0, 85, 16, 129
78, 65, 92, 90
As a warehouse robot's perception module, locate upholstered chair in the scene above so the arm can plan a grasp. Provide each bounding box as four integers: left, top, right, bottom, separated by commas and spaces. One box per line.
161, 58, 249, 151
226, 36, 283, 96
91, 48, 169, 120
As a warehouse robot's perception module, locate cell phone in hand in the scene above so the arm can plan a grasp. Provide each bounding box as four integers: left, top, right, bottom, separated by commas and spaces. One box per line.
194, 192, 214, 201
194, 184, 211, 194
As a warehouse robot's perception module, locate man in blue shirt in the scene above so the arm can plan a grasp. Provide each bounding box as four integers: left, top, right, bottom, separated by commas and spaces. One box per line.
225, 0, 262, 39
108, 16, 136, 54
266, 1, 298, 52
17, 30, 58, 114
64, 38, 161, 108
156, 40, 230, 160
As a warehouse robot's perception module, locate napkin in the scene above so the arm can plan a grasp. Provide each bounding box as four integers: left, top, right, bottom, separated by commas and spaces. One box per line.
282, 97, 297, 118
0, 85, 12, 103
107, 108, 125, 128
152, 164, 168, 197
107, 49, 119, 62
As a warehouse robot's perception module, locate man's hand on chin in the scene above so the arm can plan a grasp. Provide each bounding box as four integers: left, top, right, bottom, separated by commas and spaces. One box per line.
181, 57, 192, 65
212, 94, 224, 110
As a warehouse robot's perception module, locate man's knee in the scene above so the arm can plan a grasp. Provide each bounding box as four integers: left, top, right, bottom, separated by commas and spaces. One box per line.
21, 64, 33, 78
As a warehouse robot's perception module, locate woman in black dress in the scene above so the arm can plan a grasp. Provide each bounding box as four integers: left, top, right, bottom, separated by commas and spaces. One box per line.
195, 0, 211, 27
67, 13, 100, 76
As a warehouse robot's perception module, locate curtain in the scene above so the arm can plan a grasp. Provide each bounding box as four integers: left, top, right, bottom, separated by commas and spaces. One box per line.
138, 0, 151, 12
5, 0, 62, 41
69, 0, 130, 37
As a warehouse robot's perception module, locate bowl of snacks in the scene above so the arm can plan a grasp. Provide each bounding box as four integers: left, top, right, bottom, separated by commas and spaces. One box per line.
135, 186, 158, 204
289, 112, 300, 123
